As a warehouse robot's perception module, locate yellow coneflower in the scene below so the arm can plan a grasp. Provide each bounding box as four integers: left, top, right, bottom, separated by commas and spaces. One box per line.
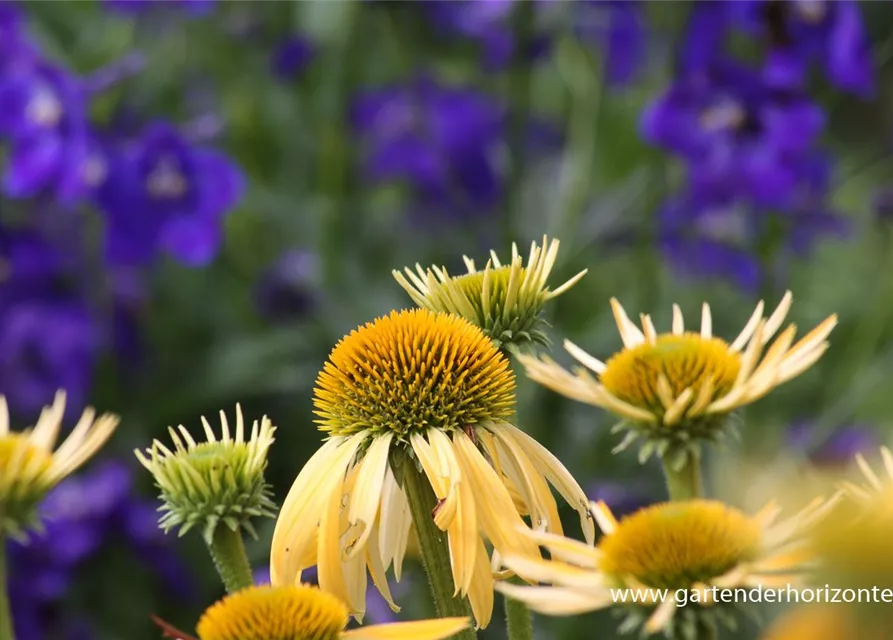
134, 405, 277, 545
270, 309, 593, 628
0, 391, 119, 538
496, 498, 833, 636
153, 583, 470, 640
519, 292, 836, 460
393, 236, 586, 353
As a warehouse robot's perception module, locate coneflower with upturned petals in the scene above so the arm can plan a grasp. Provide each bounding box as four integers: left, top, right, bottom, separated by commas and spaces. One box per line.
270, 309, 593, 628
0, 391, 119, 538
393, 236, 586, 354
519, 292, 836, 465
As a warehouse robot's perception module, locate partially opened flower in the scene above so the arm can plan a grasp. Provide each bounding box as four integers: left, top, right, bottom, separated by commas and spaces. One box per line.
270, 309, 593, 628
519, 292, 836, 463
496, 498, 833, 637
393, 237, 586, 353
0, 391, 119, 538
134, 405, 277, 544
153, 583, 469, 640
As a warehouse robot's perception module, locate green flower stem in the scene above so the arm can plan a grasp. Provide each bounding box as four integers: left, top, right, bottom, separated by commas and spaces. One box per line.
662, 450, 703, 501
399, 456, 477, 640
504, 579, 534, 640
0, 537, 13, 640
207, 526, 254, 594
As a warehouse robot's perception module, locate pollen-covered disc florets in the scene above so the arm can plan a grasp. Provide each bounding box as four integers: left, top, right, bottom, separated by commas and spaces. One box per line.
197, 584, 348, 640
393, 236, 586, 353
0, 391, 119, 538
135, 405, 277, 544
314, 308, 515, 438
520, 292, 837, 464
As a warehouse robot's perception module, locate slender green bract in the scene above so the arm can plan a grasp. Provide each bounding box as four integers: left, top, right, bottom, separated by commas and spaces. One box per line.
207, 525, 254, 594
662, 449, 704, 501
399, 454, 477, 640
0, 539, 13, 640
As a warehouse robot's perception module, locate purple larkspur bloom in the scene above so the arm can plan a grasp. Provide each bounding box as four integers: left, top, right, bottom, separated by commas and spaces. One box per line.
253, 250, 317, 322
352, 77, 506, 217
96, 122, 244, 266
642, 60, 825, 209
104, 0, 215, 17
0, 60, 90, 205
741, 0, 873, 97
271, 36, 315, 80
787, 422, 877, 468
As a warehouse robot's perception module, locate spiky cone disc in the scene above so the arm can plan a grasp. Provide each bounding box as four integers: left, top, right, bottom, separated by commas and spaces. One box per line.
393, 236, 586, 355
152, 583, 470, 640
135, 405, 277, 545
0, 391, 119, 539
520, 291, 836, 462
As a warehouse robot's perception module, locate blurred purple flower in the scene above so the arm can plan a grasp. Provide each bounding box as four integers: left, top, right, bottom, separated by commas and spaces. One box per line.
96, 121, 245, 267
586, 480, 653, 520
270, 36, 315, 80
104, 0, 216, 17
875, 188, 893, 221
787, 422, 877, 468
747, 0, 873, 97
0, 60, 91, 205
566, 0, 647, 86
642, 60, 825, 209
351, 76, 506, 217
253, 250, 317, 322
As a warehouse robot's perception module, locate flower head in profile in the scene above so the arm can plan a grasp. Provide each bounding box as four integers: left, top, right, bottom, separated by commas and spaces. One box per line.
393, 237, 586, 354
497, 498, 833, 637
0, 391, 119, 538
135, 405, 277, 545
271, 309, 593, 628
520, 292, 836, 464
152, 583, 469, 640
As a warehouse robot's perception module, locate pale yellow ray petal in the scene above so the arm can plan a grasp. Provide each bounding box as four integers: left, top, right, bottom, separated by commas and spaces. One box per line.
0, 396, 8, 436
563, 340, 607, 375
672, 304, 684, 336
779, 314, 837, 364
494, 423, 595, 543
317, 468, 350, 608
762, 291, 793, 343
500, 554, 604, 589
342, 618, 471, 640
427, 429, 464, 530
366, 523, 400, 613
379, 466, 410, 575
700, 302, 712, 339
856, 452, 883, 490
466, 539, 494, 629
664, 388, 694, 425
730, 300, 765, 352
494, 583, 611, 616
518, 527, 601, 568
271, 434, 365, 586
610, 298, 646, 348
656, 375, 675, 411
30, 391, 67, 452
346, 433, 394, 559
590, 500, 617, 536
882, 446, 893, 481
640, 314, 658, 344
451, 430, 539, 560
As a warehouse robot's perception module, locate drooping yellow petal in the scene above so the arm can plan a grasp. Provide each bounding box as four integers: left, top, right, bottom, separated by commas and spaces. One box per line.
378, 466, 412, 580
365, 523, 401, 614
495, 583, 612, 616
466, 538, 495, 629
317, 466, 350, 608
346, 432, 393, 559
341, 617, 471, 640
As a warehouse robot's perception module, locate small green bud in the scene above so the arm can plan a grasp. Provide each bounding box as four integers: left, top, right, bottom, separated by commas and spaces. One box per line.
135, 405, 277, 545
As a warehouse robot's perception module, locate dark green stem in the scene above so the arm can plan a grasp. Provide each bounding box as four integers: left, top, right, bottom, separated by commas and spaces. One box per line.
504, 579, 534, 640
0, 536, 13, 640
662, 450, 703, 501
399, 457, 477, 640
207, 526, 254, 594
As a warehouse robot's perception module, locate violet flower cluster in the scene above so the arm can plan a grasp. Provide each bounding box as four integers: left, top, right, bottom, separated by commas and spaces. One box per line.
0, 2, 244, 414
642, 0, 872, 290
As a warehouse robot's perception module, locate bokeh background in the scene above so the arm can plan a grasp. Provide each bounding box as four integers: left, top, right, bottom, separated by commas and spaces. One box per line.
4, 1, 893, 638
